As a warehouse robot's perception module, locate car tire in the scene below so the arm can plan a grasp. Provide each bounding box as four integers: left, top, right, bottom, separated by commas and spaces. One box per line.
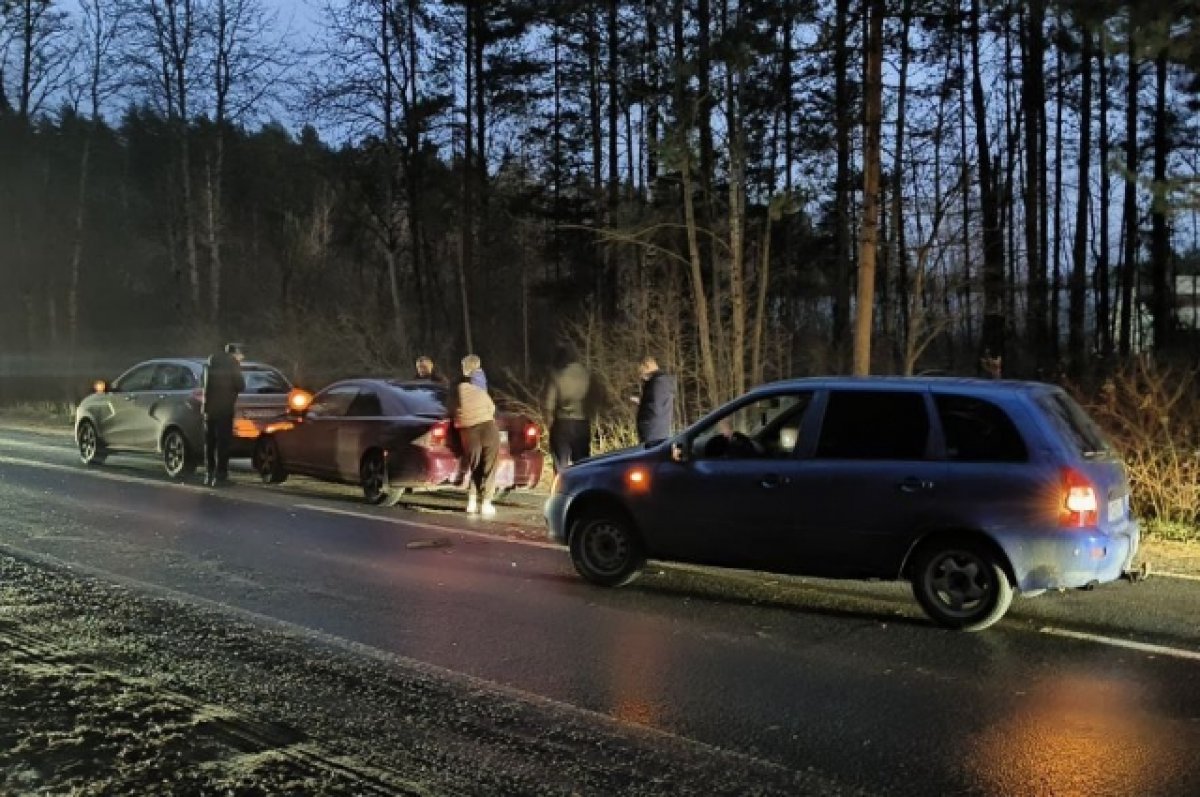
360, 450, 388, 505
911, 541, 1014, 631
569, 507, 645, 587
255, 436, 288, 485
161, 427, 197, 480
77, 420, 107, 466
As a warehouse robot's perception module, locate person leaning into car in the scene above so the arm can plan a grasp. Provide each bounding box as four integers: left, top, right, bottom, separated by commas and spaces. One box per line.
452, 355, 500, 517
203, 342, 245, 486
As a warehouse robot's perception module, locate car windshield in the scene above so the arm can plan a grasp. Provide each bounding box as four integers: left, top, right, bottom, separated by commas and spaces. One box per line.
242, 368, 291, 395
1036, 391, 1115, 459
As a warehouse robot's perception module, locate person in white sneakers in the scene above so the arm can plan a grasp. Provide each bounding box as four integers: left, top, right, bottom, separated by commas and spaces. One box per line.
451, 355, 500, 517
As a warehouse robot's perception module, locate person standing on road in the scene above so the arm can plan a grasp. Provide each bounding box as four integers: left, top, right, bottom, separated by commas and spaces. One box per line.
633, 355, 676, 445
453, 355, 501, 517
545, 347, 592, 472
414, 355, 448, 385
203, 342, 245, 487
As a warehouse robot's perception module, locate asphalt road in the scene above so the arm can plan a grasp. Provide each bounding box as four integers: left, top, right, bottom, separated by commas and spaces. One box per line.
2, 426, 1199, 796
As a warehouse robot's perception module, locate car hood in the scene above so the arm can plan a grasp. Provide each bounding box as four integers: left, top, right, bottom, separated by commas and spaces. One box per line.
571, 442, 664, 471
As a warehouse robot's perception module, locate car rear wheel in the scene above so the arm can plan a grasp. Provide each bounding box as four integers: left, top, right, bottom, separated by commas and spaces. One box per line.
162, 427, 197, 480
255, 436, 288, 484
911, 542, 1013, 631
569, 508, 645, 587
360, 450, 389, 504
77, 420, 107, 466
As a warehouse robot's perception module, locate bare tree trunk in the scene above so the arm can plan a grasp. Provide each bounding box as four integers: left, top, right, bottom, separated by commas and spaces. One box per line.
460, 1, 475, 351
1022, 0, 1047, 364
204, 137, 224, 324
1150, 50, 1172, 351
67, 134, 91, 359
751, 208, 773, 386
889, 0, 912, 368
727, 48, 746, 398
853, 0, 883, 376
971, 0, 1006, 367
1119, 28, 1138, 356
1050, 36, 1064, 361
681, 151, 720, 407
1069, 26, 1092, 371
833, 0, 853, 350
1098, 46, 1113, 357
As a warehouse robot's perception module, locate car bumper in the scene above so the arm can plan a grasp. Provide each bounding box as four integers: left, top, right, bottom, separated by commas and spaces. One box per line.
544, 493, 569, 544
1004, 520, 1141, 592
391, 449, 518, 490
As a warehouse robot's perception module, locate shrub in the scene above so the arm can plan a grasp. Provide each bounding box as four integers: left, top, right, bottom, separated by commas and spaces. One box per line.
1073, 357, 1200, 541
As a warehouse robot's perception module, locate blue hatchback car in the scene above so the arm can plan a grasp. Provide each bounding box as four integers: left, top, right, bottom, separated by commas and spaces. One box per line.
545, 378, 1140, 631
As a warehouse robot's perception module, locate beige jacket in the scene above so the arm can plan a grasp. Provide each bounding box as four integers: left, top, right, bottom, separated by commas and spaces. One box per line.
454, 382, 496, 428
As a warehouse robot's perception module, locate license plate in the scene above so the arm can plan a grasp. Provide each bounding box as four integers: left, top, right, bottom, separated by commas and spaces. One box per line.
499, 430, 509, 444
241, 409, 277, 419
1108, 497, 1126, 522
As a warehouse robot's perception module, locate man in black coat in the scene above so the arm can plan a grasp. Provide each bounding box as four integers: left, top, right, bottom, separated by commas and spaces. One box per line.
634, 355, 676, 444
203, 343, 245, 486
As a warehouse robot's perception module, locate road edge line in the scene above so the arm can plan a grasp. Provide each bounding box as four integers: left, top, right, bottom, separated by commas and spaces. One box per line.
1039, 626, 1200, 662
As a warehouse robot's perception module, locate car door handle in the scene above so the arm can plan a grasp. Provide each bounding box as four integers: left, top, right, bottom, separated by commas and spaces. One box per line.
760, 474, 789, 489
897, 477, 934, 493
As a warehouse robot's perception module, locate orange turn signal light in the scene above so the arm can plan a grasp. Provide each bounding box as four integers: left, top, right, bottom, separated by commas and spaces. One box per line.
265, 421, 294, 434
93, 380, 106, 394
233, 419, 260, 439
288, 389, 313, 412
625, 467, 650, 493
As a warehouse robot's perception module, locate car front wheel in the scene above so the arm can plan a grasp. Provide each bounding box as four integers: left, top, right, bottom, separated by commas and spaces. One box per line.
77, 420, 106, 466
911, 542, 1013, 631
255, 436, 288, 484
569, 507, 645, 587
162, 428, 197, 480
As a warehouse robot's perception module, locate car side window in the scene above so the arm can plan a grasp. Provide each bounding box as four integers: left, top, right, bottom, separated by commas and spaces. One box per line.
347, 390, 383, 417
816, 391, 930, 460
307, 387, 358, 418
151, 364, 197, 391
935, 394, 1028, 463
115, 365, 156, 392
691, 393, 813, 460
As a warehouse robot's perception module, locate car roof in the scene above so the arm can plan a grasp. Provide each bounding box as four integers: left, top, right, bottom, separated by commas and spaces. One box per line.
756, 376, 1055, 397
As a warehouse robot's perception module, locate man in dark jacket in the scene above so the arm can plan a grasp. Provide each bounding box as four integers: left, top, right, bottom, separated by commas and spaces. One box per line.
203, 343, 245, 486
545, 347, 592, 472
634, 355, 675, 444
414, 355, 448, 385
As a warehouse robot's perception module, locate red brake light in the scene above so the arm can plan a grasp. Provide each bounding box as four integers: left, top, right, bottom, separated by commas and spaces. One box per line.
1061, 468, 1099, 527
430, 420, 449, 447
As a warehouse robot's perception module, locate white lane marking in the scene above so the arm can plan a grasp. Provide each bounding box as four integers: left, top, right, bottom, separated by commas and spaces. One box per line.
0, 452, 559, 551
1040, 627, 1200, 662
293, 503, 559, 550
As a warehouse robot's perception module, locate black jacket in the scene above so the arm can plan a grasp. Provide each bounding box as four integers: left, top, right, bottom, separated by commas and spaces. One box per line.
636, 371, 676, 443
203, 351, 245, 417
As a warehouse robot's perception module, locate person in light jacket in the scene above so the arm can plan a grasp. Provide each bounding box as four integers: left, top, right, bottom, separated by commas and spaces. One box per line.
453, 355, 500, 517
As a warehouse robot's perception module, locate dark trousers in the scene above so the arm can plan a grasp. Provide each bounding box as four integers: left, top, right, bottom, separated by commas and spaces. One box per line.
550, 419, 590, 473
205, 413, 234, 479
460, 421, 501, 500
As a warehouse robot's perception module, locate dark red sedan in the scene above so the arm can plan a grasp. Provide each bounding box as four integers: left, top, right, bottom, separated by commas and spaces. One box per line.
252, 378, 543, 505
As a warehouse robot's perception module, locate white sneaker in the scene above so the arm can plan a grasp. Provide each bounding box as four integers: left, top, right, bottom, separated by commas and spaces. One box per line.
466, 494, 479, 514
480, 501, 497, 518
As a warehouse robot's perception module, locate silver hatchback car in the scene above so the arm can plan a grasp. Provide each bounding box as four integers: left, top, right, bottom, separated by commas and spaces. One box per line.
75, 358, 292, 479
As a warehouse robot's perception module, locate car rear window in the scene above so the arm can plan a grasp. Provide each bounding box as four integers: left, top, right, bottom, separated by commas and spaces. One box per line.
934, 394, 1027, 462
816, 391, 930, 460
397, 386, 447, 416
243, 368, 291, 394
1035, 391, 1115, 459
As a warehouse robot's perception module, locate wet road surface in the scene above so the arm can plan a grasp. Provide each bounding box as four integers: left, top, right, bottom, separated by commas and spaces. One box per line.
2, 427, 1199, 795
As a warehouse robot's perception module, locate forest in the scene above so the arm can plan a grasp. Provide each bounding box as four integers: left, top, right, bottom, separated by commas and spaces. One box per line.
2, 0, 1200, 422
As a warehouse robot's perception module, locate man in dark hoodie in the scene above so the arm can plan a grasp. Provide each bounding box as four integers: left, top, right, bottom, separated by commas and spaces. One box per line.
203, 343, 245, 486
633, 355, 675, 444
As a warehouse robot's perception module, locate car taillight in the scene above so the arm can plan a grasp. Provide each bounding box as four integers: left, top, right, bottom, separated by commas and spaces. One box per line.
1061, 468, 1099, 527
524, 423, 539, 447
430, 420, 450, 447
